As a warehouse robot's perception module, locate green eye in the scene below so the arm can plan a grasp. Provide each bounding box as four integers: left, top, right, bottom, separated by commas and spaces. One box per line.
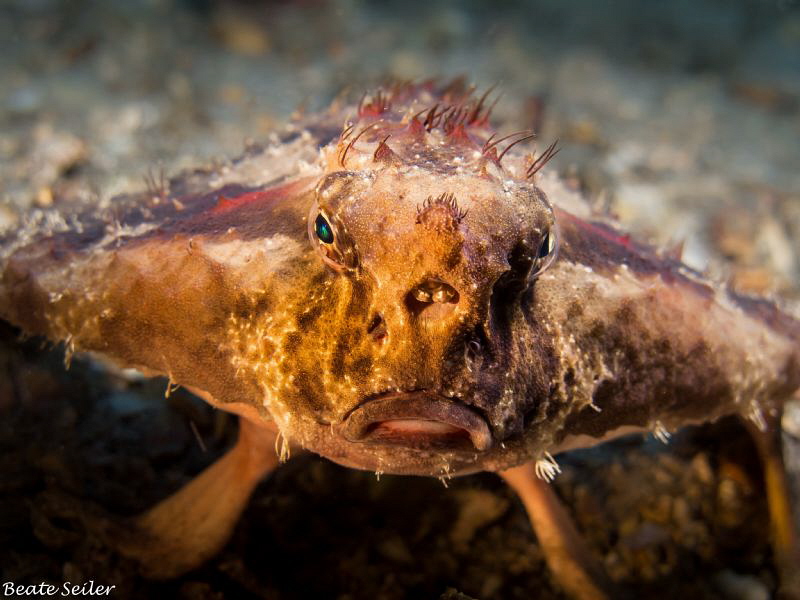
315, 214, 334, 244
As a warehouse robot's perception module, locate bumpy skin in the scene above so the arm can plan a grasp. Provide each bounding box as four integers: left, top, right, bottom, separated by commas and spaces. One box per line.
1, 82, 799, 480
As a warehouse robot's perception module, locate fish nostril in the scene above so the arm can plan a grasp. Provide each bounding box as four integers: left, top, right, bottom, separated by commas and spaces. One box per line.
367, 314, 383, 333
367, 314, 387, 341
412, 288, 432, 303
405, 279, 459, 317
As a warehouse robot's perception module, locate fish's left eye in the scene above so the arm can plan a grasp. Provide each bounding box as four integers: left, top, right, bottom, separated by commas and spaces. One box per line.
531, 228, 558, 277
538, 231, 554, 259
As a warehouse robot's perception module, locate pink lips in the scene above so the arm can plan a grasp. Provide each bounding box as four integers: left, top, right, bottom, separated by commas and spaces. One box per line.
338, 392, 493, 452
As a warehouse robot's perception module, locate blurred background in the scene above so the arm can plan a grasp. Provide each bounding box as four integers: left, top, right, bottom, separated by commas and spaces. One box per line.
1, 1, 799, 599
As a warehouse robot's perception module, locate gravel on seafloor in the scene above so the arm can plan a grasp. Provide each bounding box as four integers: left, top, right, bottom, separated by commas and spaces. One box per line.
1, 1, 799, 599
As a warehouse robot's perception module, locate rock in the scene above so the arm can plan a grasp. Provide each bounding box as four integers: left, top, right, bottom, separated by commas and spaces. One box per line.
713, 570, 769, 600
439, 589, 479, 600
212, 11, 270, 56
690, 453, 714, 486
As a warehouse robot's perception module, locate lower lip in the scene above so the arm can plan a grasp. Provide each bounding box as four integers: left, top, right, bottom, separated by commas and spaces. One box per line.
363, 419, 474, 450
338, 391, 493, 452
372, 419, 464, 435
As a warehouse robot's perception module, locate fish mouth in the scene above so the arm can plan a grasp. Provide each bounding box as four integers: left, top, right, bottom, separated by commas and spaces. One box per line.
337, 391, 493, 452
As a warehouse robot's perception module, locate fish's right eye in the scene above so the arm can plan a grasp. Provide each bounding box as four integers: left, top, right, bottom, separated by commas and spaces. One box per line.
308, 204, 355, 272
314, 214, 334, 244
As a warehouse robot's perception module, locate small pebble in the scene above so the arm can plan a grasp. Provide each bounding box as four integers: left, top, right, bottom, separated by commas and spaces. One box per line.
713, 570, 769, 600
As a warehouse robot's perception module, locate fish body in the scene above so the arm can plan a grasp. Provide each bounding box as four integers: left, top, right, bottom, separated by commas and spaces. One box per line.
2, 81, 797, 479
2, 82, 800, 598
